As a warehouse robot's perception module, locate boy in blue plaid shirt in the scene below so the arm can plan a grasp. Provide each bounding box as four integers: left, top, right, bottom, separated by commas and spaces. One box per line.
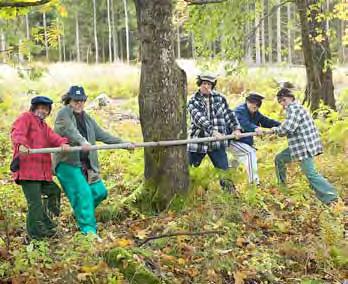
187, 73, 242, 191
272, 88, 338, 205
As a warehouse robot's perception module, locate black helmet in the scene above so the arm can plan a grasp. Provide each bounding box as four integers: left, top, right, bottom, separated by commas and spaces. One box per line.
30, 96, 53, 113
196, 73, 217, 89
62, 86, 87, 105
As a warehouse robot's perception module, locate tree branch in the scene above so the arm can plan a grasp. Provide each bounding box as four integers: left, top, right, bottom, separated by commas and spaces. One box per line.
138, 230, 225, 246
0, 0, 51, 8
245, 0, 294, 47
184, 0, 226, 5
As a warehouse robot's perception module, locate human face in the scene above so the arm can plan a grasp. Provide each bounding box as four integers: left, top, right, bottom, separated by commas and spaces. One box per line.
199, 81, 213, 95
278, 96, 294, 109
246, 101, 260, 114
34, 104, 50, 120
70, 99, 86, 113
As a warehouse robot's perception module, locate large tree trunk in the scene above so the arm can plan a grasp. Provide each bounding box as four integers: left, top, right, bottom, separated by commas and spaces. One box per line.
296, 0, 336, 112
134, 0, 189, 212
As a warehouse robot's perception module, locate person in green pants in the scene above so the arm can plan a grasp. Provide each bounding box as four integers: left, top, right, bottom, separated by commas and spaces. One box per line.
10, 96, 69, 240
53, 86, 134, 238
271, 88, 338, 205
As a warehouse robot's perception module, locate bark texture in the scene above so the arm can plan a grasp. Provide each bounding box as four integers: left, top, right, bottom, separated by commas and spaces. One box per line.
134, 0, 189, 212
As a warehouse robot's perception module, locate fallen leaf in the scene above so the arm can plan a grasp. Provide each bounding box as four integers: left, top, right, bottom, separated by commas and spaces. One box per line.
233, 270, 247, 284
114, 238, 134, 247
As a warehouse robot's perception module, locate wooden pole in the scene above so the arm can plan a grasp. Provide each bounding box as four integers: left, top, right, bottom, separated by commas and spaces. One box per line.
29, 131, 273, 154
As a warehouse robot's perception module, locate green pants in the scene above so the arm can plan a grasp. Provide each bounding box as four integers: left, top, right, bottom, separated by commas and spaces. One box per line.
275, 148, 338, 204
19, 180, 61, 240
56, 162, 107, 234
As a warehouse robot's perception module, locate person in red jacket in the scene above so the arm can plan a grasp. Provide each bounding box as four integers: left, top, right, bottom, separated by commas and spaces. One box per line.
11, 96, 69, 240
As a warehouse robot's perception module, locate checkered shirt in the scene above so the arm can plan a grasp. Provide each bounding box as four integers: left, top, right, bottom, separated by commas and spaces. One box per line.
273, 102, 323, 160
187, 91, 241, 153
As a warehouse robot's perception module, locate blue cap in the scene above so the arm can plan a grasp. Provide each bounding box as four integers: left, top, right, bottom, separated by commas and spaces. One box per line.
67, 86, 87, 101
31, 96, 53, 105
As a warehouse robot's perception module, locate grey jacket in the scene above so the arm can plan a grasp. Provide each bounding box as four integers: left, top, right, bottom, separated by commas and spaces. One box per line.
53, 105, 123, 172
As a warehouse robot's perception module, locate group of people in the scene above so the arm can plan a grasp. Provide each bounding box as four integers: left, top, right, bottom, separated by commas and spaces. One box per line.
11, 86, 132, 240
10, 74, 338, 241
187, 73, 338, 204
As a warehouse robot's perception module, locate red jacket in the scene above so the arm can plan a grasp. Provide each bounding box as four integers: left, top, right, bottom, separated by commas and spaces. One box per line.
11, 112, 68, 182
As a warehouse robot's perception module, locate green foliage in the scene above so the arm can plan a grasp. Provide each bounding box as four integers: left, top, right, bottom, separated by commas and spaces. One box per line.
0, 65, 347, 283
185, 0, 250, 62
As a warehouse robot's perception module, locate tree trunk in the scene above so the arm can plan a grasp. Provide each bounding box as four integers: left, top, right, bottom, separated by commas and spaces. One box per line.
326, 0, 330, 33
245, 5, 253, 64
276, 0, 281, 63
57, 18, 62, 62
25, 14, 30, 39
287, 2, 292, 65
62, 21, 66, 62
107, 0, 112, 63
255, 7, 261, 65
339, 20, 346, 63
123, 0, 130, 63
177, 24, 181, 59
25, 14, 31, 61
261, 0, 266, 64
111, 0, 119, 61
267, 0, 273, 63
120, 29, 124, 61
43, 12, 49, 61
295, 0, 336, 112
75, 12, 80, 62
134, 0, 189, 212
93, 0, 99, 63
191, 32, 196, 59
58, 32, 62, 62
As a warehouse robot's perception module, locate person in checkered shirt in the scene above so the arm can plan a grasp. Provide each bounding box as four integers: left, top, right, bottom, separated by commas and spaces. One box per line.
272, 88, 338, 205
187, 73, 242, 192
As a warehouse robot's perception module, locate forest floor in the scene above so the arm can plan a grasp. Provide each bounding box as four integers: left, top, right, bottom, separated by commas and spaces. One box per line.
0, 63, 347, 284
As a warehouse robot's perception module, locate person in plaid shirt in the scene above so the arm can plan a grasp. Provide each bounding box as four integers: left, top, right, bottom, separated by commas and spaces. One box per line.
272, 88, 338, 204
188, 73, 242, 191
10, 96, 70, 240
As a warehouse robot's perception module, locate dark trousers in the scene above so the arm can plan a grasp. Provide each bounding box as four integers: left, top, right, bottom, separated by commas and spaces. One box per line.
189, 148, 229, 170
19, 180, 61, 239
189, 149, 236, 191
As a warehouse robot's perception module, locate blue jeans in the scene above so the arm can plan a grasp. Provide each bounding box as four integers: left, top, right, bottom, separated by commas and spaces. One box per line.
275, 148, 337, 204
189, 148, 229, 170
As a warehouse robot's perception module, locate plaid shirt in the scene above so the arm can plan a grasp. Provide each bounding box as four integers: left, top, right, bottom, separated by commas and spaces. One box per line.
11, 112, 68, 182
273, 102, 323, 160
188, 91, 241, 153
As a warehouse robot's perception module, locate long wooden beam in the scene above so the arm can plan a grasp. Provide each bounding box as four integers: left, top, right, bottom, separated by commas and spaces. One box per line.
29, 131, 274, 154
